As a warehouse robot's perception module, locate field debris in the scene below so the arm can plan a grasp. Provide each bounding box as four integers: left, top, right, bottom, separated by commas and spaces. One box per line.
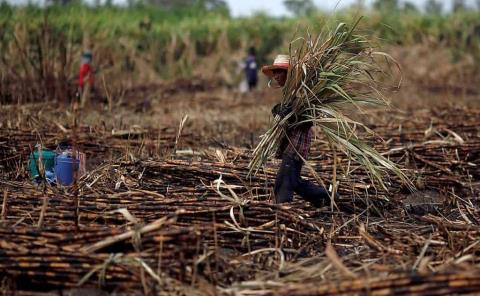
0, 103, 479, 295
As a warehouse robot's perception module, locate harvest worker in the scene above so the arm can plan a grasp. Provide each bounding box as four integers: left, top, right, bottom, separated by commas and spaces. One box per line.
79, 50, 95, 92
244, 47, 258, 91
262, 54, 330, 208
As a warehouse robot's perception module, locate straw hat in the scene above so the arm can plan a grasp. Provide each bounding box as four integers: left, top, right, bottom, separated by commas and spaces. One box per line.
261, 54, 290, 77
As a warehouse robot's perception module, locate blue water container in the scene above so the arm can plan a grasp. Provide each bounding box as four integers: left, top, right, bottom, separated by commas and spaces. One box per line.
55, 153, 80, 186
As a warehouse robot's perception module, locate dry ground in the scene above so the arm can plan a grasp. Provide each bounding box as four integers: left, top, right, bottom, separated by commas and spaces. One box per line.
1, 79, 480, 295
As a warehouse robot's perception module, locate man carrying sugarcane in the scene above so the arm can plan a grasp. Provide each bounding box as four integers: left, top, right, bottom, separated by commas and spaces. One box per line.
262, 55, 330, 208
250, 23, 413, 206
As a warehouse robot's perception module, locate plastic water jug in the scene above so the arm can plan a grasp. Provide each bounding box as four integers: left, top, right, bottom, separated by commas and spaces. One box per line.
28, 149, 56, 179
55, 153, 80, 186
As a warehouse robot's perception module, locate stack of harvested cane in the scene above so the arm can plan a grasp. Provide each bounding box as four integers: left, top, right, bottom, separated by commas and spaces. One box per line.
1, 134, 479, 292
249, 19, 413, 191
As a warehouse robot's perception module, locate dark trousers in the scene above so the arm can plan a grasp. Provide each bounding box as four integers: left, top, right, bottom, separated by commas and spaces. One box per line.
247, 79, 257, 90
274, 155, 329, 208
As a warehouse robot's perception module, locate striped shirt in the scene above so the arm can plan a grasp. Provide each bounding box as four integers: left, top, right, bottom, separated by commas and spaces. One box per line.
277, 125, 313, 160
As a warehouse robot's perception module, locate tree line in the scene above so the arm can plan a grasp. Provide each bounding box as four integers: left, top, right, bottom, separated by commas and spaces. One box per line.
4, 0, 480, 15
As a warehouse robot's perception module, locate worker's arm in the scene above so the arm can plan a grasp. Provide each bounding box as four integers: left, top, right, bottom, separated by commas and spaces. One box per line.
272, 103, 312, 129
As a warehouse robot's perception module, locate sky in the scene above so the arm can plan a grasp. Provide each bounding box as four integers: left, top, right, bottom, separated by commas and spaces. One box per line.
227, 0, 362, 16
226, 0, 476, 17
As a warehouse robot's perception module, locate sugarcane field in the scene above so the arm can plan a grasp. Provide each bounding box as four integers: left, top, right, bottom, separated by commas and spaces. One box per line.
1, 0, 480, 295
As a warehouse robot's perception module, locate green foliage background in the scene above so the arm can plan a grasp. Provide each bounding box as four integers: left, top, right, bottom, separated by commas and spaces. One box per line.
1, 3, 479, 102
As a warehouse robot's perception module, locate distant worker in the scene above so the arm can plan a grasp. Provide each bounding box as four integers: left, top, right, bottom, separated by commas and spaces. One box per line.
78, 50, 95, 107
79, 50, 95, 92
244, 47, 258, 91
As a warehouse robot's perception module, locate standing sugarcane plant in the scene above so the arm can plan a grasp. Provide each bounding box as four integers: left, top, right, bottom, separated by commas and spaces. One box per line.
248, 18, 414, 191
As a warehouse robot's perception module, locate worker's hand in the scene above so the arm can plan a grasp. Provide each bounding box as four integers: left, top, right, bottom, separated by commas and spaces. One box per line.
271, 103, 292, 118
271, 103, 281, 116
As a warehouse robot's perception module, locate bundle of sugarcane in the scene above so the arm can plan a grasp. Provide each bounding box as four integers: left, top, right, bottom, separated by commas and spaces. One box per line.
248, 19, 413, 191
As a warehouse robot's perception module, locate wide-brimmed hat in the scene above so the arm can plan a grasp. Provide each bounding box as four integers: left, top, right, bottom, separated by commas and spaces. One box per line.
261, 54, 290, 77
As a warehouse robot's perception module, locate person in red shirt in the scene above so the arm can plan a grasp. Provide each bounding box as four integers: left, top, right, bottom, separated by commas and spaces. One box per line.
79, 51, 94, 91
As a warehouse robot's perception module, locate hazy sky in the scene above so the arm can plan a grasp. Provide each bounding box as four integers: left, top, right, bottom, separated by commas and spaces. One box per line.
227, 0, 363, 16
226, 0, 475, 16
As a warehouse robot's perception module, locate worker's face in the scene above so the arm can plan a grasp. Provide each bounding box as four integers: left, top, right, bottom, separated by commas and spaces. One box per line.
273, 69, 287, 87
